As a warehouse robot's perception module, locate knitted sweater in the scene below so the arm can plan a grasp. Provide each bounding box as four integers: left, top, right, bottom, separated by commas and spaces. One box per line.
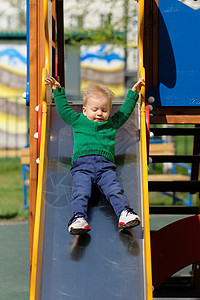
53, 87, 139, 163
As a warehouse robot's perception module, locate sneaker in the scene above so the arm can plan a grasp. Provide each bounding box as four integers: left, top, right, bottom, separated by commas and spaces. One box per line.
118, 207, 141, 230
68, 215, 91, 235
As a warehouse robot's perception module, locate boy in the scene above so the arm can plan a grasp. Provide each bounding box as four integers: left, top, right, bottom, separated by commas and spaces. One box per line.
45, 77, 144, 235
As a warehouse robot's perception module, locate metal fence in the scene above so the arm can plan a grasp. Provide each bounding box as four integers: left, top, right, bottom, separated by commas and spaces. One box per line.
0, 95, 29, 159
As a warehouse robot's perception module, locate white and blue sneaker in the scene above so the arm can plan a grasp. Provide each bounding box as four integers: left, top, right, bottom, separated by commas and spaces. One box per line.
118, 207, 141, 230
68, 215, 91, 235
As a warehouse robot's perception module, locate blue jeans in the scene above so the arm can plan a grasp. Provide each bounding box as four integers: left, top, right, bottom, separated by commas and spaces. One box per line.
70, 155, 129, 220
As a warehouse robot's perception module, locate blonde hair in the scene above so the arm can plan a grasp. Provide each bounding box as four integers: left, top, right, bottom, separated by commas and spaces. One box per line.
82, 84, 115, 108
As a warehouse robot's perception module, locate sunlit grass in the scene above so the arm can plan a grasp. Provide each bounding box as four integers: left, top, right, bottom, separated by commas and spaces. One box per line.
0, 158, 29, 221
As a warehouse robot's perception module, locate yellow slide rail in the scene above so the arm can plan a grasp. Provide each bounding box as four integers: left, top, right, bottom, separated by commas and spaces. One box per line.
29, 0, 50, 299
139, 0, 153, 299
42, 0, 50, 102
29, 101, 47, 300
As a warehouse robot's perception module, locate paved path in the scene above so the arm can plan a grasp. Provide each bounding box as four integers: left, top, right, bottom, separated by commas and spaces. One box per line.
0, 222, 29, 300
0, 217, 199, 300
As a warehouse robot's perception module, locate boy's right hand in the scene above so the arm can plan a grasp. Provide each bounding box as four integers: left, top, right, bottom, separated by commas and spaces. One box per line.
132, 78, 145, 93
44, 77, 61, 90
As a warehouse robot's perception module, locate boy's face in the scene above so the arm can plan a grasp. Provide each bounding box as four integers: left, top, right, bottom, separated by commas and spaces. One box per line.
83, 93, 111, 123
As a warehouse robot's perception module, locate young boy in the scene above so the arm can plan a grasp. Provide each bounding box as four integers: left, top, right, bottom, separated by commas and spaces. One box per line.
45, 77, 144, 235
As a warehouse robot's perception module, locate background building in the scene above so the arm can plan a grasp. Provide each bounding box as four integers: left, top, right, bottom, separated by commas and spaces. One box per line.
0, 0, 139, 150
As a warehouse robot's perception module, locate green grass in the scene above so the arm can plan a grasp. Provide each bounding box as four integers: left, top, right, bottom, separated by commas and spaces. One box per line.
0, 158, 29, 221
149, 192, 196, 206
149, 128, 197, 206
0, 130, 197, 222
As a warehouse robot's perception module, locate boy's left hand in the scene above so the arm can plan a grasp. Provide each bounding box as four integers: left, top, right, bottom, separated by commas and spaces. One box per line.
132, 78, 145, 93
44, 77, 61, 90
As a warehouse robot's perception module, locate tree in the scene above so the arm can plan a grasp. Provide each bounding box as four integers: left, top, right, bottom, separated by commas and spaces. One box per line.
64, 0, 138, 47
0, 0, 26, 31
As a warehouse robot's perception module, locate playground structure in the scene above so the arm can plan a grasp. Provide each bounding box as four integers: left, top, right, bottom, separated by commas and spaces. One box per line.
143, 0, 200, 292
28, 0, 200, 299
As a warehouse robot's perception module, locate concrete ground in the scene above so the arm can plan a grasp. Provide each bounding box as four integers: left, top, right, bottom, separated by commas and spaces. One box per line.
0, 222, 29, 300
0, 216, 199, 300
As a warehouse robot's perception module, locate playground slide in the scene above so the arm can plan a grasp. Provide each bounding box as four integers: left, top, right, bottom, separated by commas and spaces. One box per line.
29, 99, 152, 299
29, 0, 152, 297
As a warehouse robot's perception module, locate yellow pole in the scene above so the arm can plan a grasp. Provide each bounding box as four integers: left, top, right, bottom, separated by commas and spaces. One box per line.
138, 0, 153, 298
29, 0, 50, 298
29, 101, 47, 300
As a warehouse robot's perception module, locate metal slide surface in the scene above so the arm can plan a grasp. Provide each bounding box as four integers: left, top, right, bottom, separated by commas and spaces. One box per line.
39, 103, 145, 300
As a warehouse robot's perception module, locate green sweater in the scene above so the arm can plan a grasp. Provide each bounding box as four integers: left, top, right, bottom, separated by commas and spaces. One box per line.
53, 87, 139, 163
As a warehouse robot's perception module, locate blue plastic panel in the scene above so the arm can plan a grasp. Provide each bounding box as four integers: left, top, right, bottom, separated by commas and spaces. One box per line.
148, 0, 200, 106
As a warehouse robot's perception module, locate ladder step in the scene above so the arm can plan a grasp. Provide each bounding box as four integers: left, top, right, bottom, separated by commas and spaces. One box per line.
150, 205, 199, 215
148, 180, 200, 193
150, 155, 200, 163
151, 127, 200, 136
